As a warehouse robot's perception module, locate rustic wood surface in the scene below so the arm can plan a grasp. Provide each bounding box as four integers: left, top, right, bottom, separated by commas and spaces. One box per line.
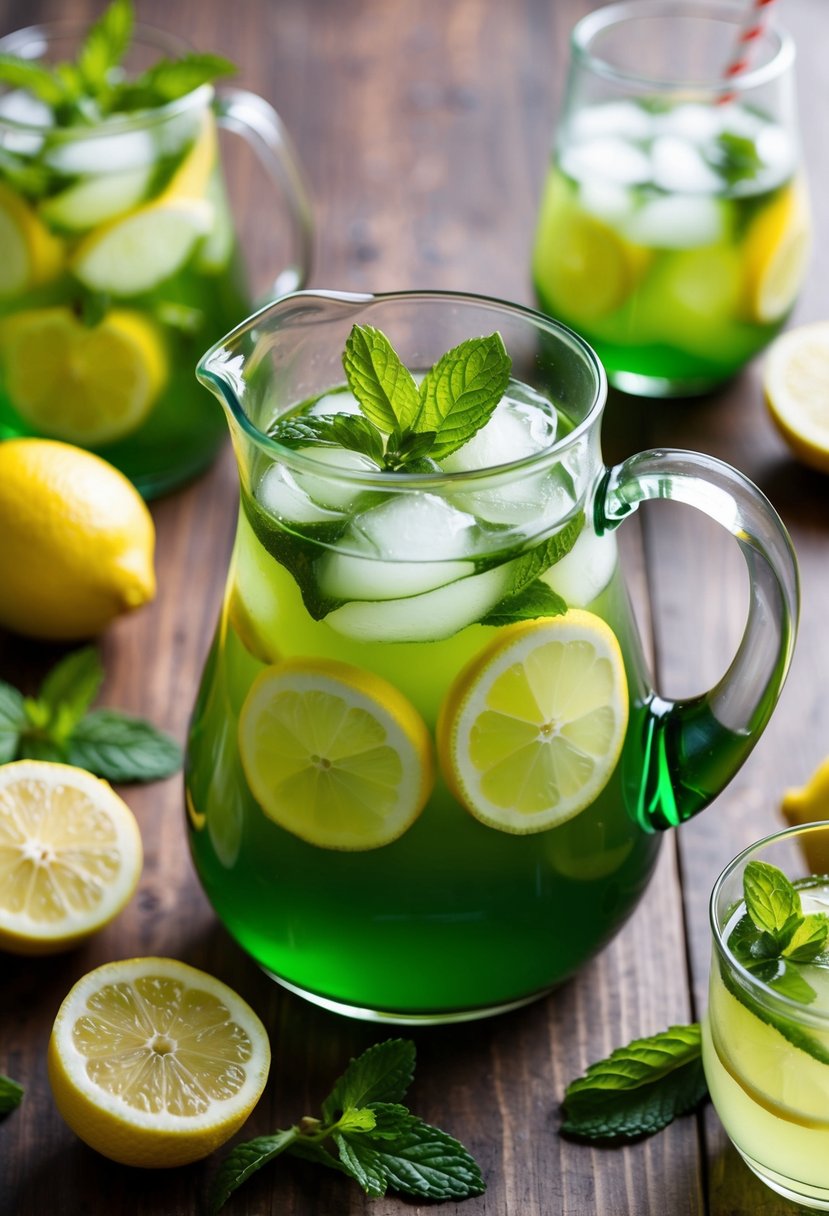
1, 1, 827, 1213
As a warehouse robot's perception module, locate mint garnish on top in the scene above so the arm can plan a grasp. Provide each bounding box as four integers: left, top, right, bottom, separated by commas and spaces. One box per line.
271, 323, 512, 473
0, 0, 235, 127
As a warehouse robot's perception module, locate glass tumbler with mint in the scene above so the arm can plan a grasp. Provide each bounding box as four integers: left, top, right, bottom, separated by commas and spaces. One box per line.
532, 0, 810, 397
186, 289, 798, 1022
0, 0, 312, 495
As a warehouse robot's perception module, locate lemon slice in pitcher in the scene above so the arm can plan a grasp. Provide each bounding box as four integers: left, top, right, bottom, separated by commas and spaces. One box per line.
238, 657, 433, 851
437, 611, 628, 834
743, 180, 811, 324
48, 957, 270, 1168
0, 181, 63, 298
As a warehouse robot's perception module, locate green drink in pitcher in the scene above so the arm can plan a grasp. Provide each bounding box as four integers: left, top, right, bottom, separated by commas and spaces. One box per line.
187, 290, 797, 1022
0, 1, 311, 495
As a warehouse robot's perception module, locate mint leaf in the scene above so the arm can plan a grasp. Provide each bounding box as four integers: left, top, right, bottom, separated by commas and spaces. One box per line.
112, 53, 236, 112
784, 913, 829, 963
270, 412, 384, 466
763, 959, 818, 1004
0, 1075, 23, 1115
209, 1130, 297, 1216
66, 709, 182, 782
0, 55, 67, 107
18, 736, 64, 763
561, 1023, 707, 1141
481, 578, 567, 627
417, 333, 511, 459
744, 860, 803, 939
383, 428, 437, 471
713, 131, 763, 186
487, 511, 585, 615
77, 0, 133, 92
38, 646, 104, 737
343, 325, 421, 435
0, 682, 26, 764
719, 959, 829, 1064
334, 1131, 388, 1197
322, 1038, 415, 1122
343, 1105, 485, 1200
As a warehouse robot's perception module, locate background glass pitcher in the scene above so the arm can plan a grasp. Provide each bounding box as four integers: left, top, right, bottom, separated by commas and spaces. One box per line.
187, 290, 798, 1023
532, 0, 810, 397
0, 20, 313, 496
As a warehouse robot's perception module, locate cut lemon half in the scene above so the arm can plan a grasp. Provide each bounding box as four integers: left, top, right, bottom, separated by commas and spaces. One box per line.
437, 611, 629, 835
0, 761, 142, 954
48, 957, 270, 1168
763, 321, 829, 473
2, 306, 166, 445
781, 759, 829, 872
743, 180, 811, 324
238, 657, 434, 851
0, 180, 63, 298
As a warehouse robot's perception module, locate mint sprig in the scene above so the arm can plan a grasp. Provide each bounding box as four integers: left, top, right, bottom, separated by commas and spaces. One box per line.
0, 1074, 23, 1116
208, 1039, 484, 1212
0, 647, 181, 783
561, 1024, 707, 1141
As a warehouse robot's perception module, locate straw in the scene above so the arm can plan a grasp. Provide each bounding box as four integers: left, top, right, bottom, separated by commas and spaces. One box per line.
719, 0, 778, 101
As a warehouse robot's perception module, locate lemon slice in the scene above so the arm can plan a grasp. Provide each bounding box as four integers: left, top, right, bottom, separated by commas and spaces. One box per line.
163, 109, 218, 202
48, 957, 270, 1168
763, 321, 829, 473
2, 306, 166, 445
743, 180, 811, 324
781, 758, 829, 872
238, 657, 434, 850
0, 181, 63, 298
0, 761, 142, 954
437, 611, 629, 834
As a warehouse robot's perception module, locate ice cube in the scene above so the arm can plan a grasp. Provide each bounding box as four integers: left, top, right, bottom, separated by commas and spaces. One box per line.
0, 89, 51, 154
578, 178, 634, 223
442, 398, 554, 474
308, 390, 362, 417
44, 128, 157, 175
569, 101, 653, 143
541, 527, 617, 607
562, 137, 652, 186
624, 193, 726, 248
257, 464, 343, 526
755, 124, 795, 186
317, 493, 477, 601
324, 563, 512, 642
656, 103, 722, 144
651, 136, 721, 193
292, 445, 380, 510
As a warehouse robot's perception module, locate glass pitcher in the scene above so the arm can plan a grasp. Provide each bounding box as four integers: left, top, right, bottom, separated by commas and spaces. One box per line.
187, 290, 798, 1023
0, 20, 312, 496
532, 0, 811, 397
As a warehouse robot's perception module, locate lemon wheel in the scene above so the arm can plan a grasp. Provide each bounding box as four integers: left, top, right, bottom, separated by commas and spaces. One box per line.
763, 322, 829, 473
438, 611, 629, 834
743, 180, 810, 325
0, 181, 63, 299
0, 761, 143, 954
48, 957, 270, 1168
238, 657, 434, 851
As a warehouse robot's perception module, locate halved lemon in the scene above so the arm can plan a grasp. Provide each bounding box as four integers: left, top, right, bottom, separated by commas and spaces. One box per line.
437, 611, 629, 834
763, 321, 829, 473
238, 657, 433, 851
0, 761, 142, 954
743, 179, 811, 325
48, 957, 270, 1168
0, 180, 63, 298
2, 306, 166, 445
781, 759, 829, 872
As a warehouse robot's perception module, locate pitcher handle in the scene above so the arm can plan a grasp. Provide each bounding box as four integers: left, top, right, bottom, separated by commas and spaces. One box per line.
597, 448, 799, 833
214, 87, 314, 299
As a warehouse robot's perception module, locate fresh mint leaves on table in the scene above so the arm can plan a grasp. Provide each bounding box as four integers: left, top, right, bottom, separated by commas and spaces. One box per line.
0, 0, 235, 128
208, 1039, 485, 1212
0, 1075, 23, 1116
271, 323, 512, 473
0, 646, 181, 783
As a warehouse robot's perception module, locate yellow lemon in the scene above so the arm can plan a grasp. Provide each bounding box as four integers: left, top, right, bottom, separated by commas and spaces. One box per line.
0, 180, 63, 299
238, 657, 433, 851
0, 438, 156, 639
781, 759, 829, 872
2, 306, 167, 445
743, 180, 811, 324
0, 761, 142, 954
763, 321, 829, 473
162, 109, 218, 202
48, 957, 271, 1168
437, 611, 629, 834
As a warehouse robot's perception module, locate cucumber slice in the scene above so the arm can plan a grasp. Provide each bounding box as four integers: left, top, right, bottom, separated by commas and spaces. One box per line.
72, 199, 213, 295
40, 165, 154, 233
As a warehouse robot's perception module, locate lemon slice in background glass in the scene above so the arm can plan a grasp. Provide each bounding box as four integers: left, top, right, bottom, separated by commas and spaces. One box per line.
743, 180, 811, 324
2, 305, 167, 445
763, 321, 829, 473
438, 611, 628, 834
239, 657, 434, 850
48, 957, 270, 1168
0, 761, 142, 954
0, 181, 63, 298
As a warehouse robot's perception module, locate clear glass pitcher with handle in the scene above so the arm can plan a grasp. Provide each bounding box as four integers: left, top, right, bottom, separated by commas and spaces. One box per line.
0, 19, 313, 495
187, 289, 798, 1023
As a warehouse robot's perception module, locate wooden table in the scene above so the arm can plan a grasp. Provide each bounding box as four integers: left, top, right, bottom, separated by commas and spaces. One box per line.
2, 0, 828, 1213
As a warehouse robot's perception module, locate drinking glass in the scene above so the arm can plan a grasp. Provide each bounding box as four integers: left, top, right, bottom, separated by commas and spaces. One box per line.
532, 0, 810, 397
704, 822, 829, 1210
0, 20, 312, 496
187, 289, 798, 1023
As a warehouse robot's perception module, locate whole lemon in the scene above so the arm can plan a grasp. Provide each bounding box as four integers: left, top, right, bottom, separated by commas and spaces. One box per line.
0, 438, 155, 639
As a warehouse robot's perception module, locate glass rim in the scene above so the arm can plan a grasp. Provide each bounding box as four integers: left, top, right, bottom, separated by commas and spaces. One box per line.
196, 288, 609, 492
710, 820, 829, 1028
572, 0, 796, 96
0, 19, 213, 135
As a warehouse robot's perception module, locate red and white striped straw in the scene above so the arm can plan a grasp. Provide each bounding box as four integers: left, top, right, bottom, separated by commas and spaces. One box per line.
719, 0, 778, 102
